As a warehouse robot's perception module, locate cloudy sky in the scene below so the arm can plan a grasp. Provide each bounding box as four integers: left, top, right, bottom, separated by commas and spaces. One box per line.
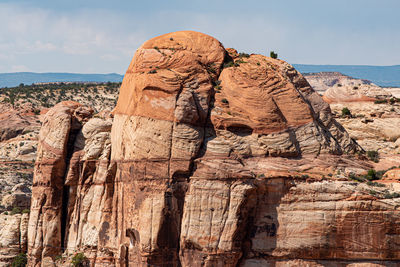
0, 0, 399, 74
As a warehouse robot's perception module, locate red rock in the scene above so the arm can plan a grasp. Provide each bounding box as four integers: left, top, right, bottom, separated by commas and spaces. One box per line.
27, 32, 400, 267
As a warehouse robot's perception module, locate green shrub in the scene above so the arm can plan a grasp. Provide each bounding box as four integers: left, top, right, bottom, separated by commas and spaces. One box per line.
366, 181, 385, 187
221, 98, 229, 104
367, 150, 379, 162
349, 173, 365, 182
369, 190, 377, 196
238, 52, 250, 58
22, 209, 30, 214
71, 253, 88, 267
341, 107, 351, 117
11, 253, 27, 267
10, 207, 21, 215
270, 51, 278, 59
366, 169, 377, 180
374, 99, 387, 104
384, 192, 400, 199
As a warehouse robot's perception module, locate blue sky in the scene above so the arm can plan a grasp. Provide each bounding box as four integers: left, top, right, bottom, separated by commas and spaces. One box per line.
0, 0, 399, 74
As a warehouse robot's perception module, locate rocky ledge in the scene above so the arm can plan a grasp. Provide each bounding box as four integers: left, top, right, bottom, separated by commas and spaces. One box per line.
27, 31, 400, 267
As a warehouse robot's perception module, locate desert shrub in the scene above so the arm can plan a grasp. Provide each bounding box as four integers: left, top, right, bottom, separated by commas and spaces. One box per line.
366, 181, 385, 187
349, 173, 365, 182
369, 190, 377, 196
10, 207, 21, 215
270, 51, 278, 59
367, 150, 379, 162
223, 61, 234, 68
374, 99, 387, 104
366, 169, 377, 180
11, 253, 27, 267
71, 253, 88, 267
384, 192, 400, 199
221, 98, 229, 104
22, 209, 30, 214
238, 52, 250, 58
341, 107, 351, 117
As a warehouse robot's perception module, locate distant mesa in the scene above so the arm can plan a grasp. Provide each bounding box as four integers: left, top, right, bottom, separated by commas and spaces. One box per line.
295, 64, 400, 87
303, 71, 393, 103
0, 72, 123, 88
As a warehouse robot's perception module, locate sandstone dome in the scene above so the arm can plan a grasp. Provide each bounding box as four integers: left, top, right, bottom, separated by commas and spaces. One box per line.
27, 32, 400, 267
112, 30, 357, 164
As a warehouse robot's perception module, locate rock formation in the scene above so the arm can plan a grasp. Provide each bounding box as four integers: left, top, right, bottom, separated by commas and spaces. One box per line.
27, 31, 400, 266
0, 213, 29, 267
303, 72, 392, 102
303, 72, 400, 155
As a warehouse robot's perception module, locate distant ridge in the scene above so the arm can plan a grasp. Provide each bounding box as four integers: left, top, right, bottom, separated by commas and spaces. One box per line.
1, 65, 400, 88
0, 72, 123, 88
293, 64, 400, 87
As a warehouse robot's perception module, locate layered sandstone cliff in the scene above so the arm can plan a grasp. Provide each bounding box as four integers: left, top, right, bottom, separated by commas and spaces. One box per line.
303, 72, 400, 155
28, 31, 400, 267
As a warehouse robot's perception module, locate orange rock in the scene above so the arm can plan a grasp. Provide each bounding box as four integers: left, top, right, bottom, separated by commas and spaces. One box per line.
213, 55, 314, 134
382, 168, 400, 181
114, 31, 225, 123
27, 32, 400, 267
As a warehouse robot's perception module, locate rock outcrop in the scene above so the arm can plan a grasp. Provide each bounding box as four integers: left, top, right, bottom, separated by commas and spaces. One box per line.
304, 72, 400, 155
0, 213, 29, 267
303, 72, 392, 102
28, 31, 400, 266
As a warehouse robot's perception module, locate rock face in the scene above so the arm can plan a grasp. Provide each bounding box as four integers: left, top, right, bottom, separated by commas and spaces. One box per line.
303, 72, 392, 102
0, 213, 29, 267
28, 31, 400, 266
304, 72, 400, 155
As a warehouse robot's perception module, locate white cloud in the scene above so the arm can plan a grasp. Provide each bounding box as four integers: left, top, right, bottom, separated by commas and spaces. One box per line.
11, 65, 31, 72
0, 3, 145, 72
0, 2, 399, 73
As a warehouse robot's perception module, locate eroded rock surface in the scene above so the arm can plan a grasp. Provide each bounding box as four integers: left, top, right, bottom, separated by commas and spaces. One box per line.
27, 31, 400, 267
0, 213, 29, 267
304, 72, 400, 155
304, 72, 392, 102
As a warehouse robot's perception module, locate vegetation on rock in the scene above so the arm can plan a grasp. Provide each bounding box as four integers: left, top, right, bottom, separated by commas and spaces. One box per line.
71, 253, 88, 267
11, 253, 27, 267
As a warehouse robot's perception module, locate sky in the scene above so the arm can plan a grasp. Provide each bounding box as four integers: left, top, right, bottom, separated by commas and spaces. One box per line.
0, 0, 399, 74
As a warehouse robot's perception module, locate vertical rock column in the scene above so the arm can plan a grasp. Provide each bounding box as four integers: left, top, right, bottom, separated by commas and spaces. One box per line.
110, 31, 225, 266
27, 102, 93, 266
